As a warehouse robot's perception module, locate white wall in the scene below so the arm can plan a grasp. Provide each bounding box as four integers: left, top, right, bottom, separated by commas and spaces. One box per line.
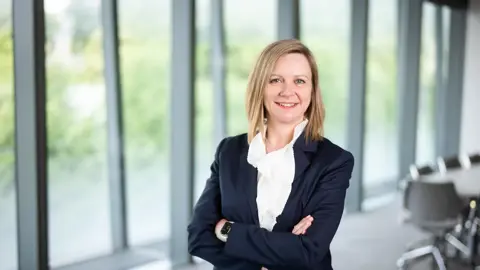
460, 0, 480, 153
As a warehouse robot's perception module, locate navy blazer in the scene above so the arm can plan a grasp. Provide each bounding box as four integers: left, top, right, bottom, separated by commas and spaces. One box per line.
187, 132, 354, 270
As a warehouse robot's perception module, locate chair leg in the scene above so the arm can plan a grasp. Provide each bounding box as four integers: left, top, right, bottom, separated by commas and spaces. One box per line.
397, 245, 447, 270
446, 232, 471, 256
431, 247, 447, 270
397, 246, 433, 268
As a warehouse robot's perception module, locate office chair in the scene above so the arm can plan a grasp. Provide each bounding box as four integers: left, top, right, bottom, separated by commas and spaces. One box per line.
397, 180, 466, 270
437, 156, 465, 174
409, 164, 436, 180
469, 153, 480, 165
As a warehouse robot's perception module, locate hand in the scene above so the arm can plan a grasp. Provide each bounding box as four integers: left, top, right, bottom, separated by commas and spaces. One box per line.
262, 217, 312, 270
292, 215, 314, 235
215, 218, 228, 240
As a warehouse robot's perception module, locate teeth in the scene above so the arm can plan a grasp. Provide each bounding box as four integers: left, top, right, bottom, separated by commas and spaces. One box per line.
279, 103, 295, 107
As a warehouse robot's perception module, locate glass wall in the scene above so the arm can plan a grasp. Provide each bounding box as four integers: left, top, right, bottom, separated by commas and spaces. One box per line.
300, 0, 350, 147
442, 8, 451, 71
416, 2, 437, 164
225, 0, 277, 136
118, 0, 171, 250
2, 0, 466, 268
44, 0, 111, 266
416, 3, 451, 164
0, 0, 17, 269
363, 0, 399, 196
194, 0, 214, 201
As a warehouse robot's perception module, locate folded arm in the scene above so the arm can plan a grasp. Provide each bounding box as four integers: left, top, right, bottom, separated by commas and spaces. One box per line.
223, 151, 354, 269
187, 138, 245, 267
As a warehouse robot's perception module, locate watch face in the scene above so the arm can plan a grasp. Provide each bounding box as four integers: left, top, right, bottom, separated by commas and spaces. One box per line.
220, 222, 232, 235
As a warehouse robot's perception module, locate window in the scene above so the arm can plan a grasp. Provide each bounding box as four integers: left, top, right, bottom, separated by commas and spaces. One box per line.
225, 0, 277, 136
118, 0, 171, 250
0, 0, 17, 269
416, 2, 438, 164
194, 0, 214, 201
301, 0, 350, 147
363, 0, 399, 197
442, 8, 451, 68
44, 0, 111, 266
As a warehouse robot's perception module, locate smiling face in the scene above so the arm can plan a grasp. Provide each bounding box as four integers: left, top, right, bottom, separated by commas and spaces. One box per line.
263, 53, 313, 126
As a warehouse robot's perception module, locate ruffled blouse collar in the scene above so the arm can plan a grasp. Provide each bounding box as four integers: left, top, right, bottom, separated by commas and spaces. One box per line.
247, 119, 308, 179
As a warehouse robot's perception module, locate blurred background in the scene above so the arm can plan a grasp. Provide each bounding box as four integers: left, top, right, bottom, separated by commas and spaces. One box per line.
1, 0, 479, 269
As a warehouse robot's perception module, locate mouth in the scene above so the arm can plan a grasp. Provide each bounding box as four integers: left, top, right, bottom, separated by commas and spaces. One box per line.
275, 102, 298, 109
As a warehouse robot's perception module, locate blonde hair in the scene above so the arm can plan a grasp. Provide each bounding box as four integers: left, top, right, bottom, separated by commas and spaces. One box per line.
245, 39, 325, 143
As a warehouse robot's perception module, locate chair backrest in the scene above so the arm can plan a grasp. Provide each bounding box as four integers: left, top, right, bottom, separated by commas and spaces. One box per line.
404, 180, 463, 224
469, 153, 480, 165
409, 164, 436, 180
437, 156, 464, 174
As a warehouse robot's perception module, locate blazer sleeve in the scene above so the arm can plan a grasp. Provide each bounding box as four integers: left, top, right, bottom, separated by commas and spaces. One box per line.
187, 138, 245, 267
222, 151, 354, 269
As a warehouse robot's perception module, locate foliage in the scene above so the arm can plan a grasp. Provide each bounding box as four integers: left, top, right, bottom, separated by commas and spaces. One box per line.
0, 9, 435, 189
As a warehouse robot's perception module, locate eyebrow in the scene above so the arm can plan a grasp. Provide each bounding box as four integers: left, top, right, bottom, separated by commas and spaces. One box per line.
270, 74, 310, 78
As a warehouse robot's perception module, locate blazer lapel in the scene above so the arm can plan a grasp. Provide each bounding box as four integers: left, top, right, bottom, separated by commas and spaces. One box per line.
273, 133, 319, 231
292, 133, 318, 182
239, 150, 260, 226
237, 133, 319, 227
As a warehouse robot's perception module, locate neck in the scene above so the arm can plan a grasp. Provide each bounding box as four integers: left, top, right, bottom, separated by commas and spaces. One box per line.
265, 119, 303, 149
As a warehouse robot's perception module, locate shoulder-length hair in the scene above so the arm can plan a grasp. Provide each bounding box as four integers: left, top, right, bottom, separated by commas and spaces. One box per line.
245, 39, 325, 143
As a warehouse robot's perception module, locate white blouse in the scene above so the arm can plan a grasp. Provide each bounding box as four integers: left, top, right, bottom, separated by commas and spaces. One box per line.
246, 120, 308, 231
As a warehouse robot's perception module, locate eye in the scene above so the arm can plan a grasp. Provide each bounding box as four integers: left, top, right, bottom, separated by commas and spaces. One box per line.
295, 79, 306, 84
269, 78, 281, 84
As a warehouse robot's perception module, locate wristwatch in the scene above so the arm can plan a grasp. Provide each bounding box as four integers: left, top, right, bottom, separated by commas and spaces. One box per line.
218, 221, 233, 242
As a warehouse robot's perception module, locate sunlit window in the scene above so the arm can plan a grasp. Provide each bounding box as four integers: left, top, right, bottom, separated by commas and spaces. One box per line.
45, 0, 111, 266
0, 0, 17, 269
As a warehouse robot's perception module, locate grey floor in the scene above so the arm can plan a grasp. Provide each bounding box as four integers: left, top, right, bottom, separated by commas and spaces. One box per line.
135, 195, 475, 270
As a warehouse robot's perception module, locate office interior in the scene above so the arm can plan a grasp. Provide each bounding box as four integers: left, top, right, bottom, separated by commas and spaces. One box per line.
1, 0, 480, 269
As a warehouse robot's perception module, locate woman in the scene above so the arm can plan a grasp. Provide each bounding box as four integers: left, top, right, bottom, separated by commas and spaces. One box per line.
187, 39, 354, 270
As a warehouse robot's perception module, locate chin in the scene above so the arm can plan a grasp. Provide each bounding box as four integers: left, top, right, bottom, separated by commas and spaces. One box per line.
269, 115, 304, 125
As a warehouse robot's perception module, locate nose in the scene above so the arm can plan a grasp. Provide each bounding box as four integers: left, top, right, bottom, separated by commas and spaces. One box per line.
279, 81, 296, 96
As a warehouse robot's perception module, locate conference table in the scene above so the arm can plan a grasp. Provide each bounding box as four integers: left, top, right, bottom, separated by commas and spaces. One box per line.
419, 164, 480, 262
420, 165, 480, 198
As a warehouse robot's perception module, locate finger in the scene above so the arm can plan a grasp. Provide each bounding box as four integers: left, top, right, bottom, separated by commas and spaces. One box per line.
295, 221, 311, 235
302, 217, 314, 234
292, 223, 303, 235
297, 217, 314, 235
292, 217, 310, 234
300, 219, 312, 233
293, 219, 312, 235
292, 227, 303, 235
292, 223, 305, 234
292, 215, 315, 234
